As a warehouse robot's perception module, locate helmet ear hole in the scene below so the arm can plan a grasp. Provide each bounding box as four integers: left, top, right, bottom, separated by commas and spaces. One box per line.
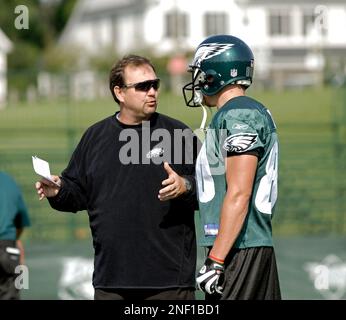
206, 74, 214, 83
205, 70, 220, 84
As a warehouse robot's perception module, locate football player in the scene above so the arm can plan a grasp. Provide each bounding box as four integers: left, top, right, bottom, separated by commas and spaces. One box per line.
183, 34, 281, 300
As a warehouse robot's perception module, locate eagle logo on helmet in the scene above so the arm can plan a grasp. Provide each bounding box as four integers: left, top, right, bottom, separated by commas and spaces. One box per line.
193, 43, 234, 67
223, 133, 258, 153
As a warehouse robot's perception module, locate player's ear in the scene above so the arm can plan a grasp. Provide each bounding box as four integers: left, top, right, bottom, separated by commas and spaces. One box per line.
114, 86, 125, 103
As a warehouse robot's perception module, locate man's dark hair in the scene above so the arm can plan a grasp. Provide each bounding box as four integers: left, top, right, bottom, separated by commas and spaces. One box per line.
109, 54, 156, 104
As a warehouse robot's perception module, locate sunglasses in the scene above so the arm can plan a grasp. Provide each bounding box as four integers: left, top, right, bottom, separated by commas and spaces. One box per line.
123, 79, 160, 92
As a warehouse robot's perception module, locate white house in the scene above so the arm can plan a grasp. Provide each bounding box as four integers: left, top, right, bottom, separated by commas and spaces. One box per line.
59, 0, 240, 55
0, 28, 12, 108
59, 0, 346, 89
237, 0, 346, 88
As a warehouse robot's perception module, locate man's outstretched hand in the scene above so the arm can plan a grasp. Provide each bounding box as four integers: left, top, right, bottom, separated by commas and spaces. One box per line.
158, 162, 187, 201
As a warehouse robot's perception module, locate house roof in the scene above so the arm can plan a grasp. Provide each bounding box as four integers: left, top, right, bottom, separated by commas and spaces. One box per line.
81, 0, 139, 13
81, 0, 146, 21
0, 28, 13, 53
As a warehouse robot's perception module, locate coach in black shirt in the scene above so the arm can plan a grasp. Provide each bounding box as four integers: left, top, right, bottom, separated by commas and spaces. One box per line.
35, 55, 199, 300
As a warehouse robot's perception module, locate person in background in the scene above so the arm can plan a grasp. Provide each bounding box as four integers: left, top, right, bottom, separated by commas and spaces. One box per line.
35, 54, 199, 300
0, 171, 31, 300
183, 34, 281, 300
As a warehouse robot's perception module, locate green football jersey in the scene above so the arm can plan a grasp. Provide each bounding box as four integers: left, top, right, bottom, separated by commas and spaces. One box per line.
196, 95, 279, 248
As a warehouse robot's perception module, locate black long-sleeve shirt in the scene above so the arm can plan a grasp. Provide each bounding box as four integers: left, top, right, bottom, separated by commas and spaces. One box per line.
49, 112, 199, 289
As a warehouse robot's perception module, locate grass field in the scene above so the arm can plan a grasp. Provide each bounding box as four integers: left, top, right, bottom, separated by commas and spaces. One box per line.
1, 86, 346, 300
0, 86, 345, 242
0, 85, 336, 129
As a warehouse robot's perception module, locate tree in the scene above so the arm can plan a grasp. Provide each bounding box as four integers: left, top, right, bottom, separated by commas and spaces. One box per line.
1, 0, 47, 45
0, 0, 78, 99
54, 0, 78, 34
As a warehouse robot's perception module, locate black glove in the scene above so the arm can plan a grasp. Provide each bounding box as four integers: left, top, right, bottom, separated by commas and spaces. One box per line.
196, 257, 224, 295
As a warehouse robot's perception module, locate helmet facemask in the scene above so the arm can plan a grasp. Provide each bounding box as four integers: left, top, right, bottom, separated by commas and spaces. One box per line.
183, 67, 209, 107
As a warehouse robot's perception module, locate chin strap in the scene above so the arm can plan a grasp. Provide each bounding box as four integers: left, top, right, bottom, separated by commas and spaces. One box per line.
200, 104, 208, 131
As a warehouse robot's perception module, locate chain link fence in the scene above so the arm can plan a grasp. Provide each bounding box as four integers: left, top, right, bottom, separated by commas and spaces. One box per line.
1, 86, 346, 241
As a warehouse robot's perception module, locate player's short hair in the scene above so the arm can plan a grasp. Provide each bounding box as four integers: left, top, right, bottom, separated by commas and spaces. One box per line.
109, 55, 156, 104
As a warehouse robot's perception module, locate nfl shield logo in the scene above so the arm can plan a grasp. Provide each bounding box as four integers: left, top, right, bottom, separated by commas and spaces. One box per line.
230, 69, 238, 77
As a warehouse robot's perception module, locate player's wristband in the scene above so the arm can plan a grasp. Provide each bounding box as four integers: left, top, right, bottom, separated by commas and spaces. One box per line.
208, 254, 224, 264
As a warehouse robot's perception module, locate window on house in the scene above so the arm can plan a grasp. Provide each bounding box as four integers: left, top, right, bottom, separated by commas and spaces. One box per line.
303, 10, 327, 37
303, 13, 315, 36
269, 12, 290, 36
204, 13, 228, 36
165, 11, 188, 38
111, 17, 118, 45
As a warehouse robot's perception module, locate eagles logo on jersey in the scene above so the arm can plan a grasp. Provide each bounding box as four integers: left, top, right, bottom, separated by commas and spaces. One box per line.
223, 133, 258, 153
